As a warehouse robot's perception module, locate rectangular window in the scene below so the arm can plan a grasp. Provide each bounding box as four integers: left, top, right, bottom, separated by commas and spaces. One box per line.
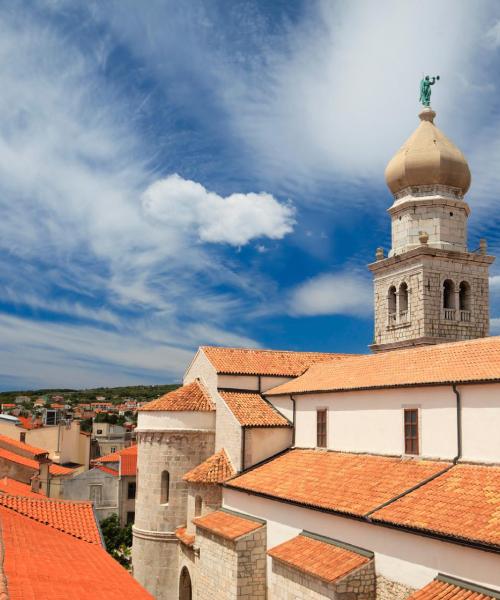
89, 485, 102, 506
126, 511, 135, 525
316, 409, 327, 448
19, 432, 26, 443
404, 409, 419, 455
128, 481, 136, 500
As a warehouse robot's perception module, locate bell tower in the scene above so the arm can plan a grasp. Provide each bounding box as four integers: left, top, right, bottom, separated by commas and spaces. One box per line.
369, 106, 495, 352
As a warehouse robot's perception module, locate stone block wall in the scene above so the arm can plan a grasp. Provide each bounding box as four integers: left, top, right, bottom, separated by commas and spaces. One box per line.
185, 482, 222, 535
195, 524, 266, 600
269, 559, 375, 600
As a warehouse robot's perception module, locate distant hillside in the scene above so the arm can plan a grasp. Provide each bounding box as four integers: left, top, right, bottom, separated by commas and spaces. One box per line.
0, 384, 180, 404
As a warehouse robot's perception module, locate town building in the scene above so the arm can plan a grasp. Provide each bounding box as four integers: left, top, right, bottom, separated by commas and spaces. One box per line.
64, 444, 137, 525
131, 105, 500, 600
92, 421, 133, 457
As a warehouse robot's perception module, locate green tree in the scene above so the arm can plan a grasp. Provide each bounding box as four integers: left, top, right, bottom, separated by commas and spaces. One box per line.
100, 514, 133, 568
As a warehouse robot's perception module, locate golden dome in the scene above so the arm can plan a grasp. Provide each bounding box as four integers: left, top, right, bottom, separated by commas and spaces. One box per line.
385, 108, 471, 196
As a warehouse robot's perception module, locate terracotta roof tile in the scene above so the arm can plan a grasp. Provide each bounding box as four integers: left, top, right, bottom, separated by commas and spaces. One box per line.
227, 449, 448, 517
372, 464, 500, 548
0, 447, 40, 470
175, 526, 195, 548
0, 494, 101, 544
0, 505, 153, 599
268, 534, 371, 584
202, 346, 356, 376
95, 465, 119, 476
0, 433, 48, 458
219, 390, 290, 427
193, 510, 264, 541
183, 449, 235, 484
49, 463, 76, 476
266, 336, 500, 395
139, 381, 215, 412
0, 477, 45, 498
409, 577, 500, 599
95, 445, 137, 476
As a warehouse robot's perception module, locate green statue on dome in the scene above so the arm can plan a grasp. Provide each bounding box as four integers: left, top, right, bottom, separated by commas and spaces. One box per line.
419, 75, 440, 107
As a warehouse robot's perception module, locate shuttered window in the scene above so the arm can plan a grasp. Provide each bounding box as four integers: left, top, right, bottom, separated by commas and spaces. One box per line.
404, 409, 419, 455
317, 409, 327, 448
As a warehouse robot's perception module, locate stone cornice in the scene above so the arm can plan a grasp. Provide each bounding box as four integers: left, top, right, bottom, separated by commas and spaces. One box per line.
132, 525, 178, 543
369, 247, 495, 274
136, 429, 215, 443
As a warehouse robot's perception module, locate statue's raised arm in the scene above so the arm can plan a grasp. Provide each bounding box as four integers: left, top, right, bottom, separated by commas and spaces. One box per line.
419, 75, 440, 107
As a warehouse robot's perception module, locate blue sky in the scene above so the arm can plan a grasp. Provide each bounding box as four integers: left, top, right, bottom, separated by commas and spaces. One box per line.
2, 0, 500, 389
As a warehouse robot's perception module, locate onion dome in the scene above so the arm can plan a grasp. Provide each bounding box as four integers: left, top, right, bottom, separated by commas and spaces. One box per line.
385, 107, 471, 196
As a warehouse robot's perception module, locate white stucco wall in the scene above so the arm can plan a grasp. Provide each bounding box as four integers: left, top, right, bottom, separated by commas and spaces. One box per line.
217, 374, 259, 391
183, 349, 219, 395
461, 383, 500, 463
244, 427, 293, 468
137, 411, 215, 431
215, 391, 242, 471
294, 386, 458, 459
223, 488, 500, 592
266, 394, 294, 423
260, 376, 294, 392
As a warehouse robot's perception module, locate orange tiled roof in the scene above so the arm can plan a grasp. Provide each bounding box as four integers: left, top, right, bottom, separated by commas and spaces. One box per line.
50, 463, 76, 476
0, 504, 153, 599
408, 576, 500, 599
175, 526, 195, 548
0, 477, 45, 498
0, 446, 40, 469
95, 445, 137, 476
139, 381, 215, 412
0, 494, 101, 544
226, 449, 448, 517
202, 346, 355, 376
18, 416, 40, 430
193, 510, 264, 541
267, 336, 500, 395
372, 464, 500, 548
0, 433, 48, 458
95, 465, 119, 476
268, 533, 371, 584
183, 448, 235, 484
219, 390, 290, 427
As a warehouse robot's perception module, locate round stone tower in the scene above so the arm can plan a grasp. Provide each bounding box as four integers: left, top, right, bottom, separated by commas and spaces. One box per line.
132, 381, 216, 600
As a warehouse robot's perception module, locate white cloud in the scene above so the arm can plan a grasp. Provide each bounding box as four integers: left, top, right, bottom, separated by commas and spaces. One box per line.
289, 272, 372, 317
142, 174, 295, 246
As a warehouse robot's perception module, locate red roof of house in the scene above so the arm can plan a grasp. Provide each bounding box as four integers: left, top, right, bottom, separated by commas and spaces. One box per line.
183, 449, 235, 484
0, 501, 153, 599
227, 449, 447, 518
140, 381, 214, 412
0, 477, 45, 498
372, 463, 500, 548
0, 433, 48, 458
202, 346, 355, 376
409, 576, 500, 599
268, 534, 371, 584
95, 465, 119, 476
50, 463, 77, 476
218, 390, 291, 427
0, 494, 101, 544
175, 526, 195, 548
193, 510, 264, 541
267, 336, 500, 396
17, 416, 40, 430
93, 445, 137, 476
0, 446, 75, 477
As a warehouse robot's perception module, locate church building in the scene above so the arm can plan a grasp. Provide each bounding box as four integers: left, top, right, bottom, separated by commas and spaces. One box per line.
132, 103, 500, 600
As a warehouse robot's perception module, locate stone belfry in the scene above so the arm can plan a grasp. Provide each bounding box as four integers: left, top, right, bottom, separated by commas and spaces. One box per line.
369, 103, 495, 352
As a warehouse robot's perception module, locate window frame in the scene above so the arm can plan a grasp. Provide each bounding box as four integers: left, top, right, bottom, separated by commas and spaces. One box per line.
403, 407, 420, 455
160, 470, 170, 505
316, 408, 328, 448
127, 481, 136, 500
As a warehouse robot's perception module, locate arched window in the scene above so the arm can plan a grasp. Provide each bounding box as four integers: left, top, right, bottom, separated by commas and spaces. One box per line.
459, 281, 471, 321
161, 470, 170, 504
459, 281, 471, 310
443, 279, 455, 320
179, 567, 192, 600
443, 280, 455, 309
399, 282, 408, 322
194, 495, 202, 517
388, 286, 397, 323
